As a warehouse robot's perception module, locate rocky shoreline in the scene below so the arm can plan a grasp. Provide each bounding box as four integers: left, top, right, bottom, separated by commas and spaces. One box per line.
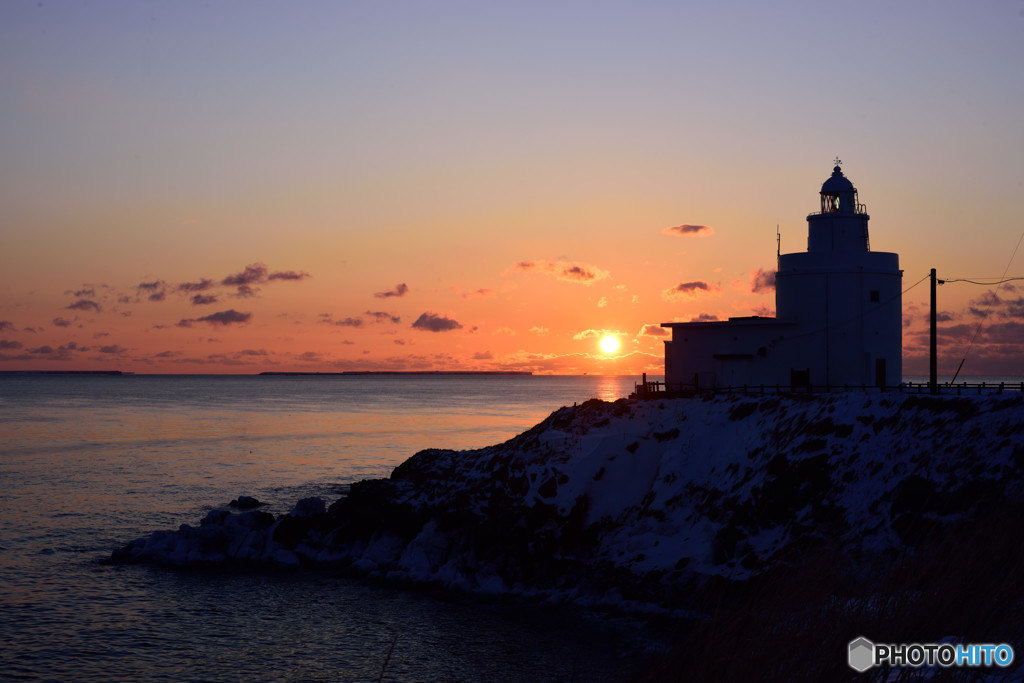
109, 392, 1024, 612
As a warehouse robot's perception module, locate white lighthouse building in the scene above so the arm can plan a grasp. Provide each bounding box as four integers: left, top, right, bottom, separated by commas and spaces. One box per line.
661, 163, 903, 390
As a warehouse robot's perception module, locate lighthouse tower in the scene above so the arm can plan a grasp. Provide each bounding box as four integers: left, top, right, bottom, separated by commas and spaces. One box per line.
774, 163, 903, 387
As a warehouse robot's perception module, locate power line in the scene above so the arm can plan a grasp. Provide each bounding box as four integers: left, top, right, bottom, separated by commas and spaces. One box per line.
940, 277, 1024, 286
903, 272, 931, 295
1005, 228, 1024, 279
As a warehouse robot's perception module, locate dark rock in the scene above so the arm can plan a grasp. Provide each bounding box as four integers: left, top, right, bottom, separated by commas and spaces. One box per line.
653, 427, 680, 442
537, 476, 558, 499
729, 401, 758, 421
290, 497, 326, 518
229, 495, 262, 509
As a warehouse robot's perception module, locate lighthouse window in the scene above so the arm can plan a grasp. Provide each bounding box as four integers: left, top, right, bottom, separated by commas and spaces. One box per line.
870, 290, 880, 303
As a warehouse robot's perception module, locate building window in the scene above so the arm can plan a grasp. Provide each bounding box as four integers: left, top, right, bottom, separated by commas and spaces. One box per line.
870, 290, 880, 303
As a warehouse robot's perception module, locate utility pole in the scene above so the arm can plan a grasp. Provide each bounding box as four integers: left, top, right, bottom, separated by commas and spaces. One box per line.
930, 268, 937, 394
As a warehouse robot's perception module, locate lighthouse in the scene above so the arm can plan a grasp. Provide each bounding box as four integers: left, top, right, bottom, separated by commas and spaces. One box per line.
662, 163, 903, 390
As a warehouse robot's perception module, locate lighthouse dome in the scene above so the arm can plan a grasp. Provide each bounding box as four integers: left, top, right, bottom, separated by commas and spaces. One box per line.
821, 165, 854, 194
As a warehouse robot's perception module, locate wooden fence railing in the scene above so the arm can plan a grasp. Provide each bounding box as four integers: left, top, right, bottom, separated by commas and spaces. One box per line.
632, 380, 1024, 399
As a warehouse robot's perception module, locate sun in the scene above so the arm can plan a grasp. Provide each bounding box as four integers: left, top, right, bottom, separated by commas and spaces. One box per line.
599, 335, 621, 355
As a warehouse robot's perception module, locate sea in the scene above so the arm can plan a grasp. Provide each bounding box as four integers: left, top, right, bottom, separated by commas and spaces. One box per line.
0, 373, 657, 682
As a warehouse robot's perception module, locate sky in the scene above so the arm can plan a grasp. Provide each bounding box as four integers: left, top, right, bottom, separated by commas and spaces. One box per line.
2, 0, 1023, 376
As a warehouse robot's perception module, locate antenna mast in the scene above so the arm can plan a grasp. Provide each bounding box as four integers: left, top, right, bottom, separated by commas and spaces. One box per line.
776, 223, 781, 269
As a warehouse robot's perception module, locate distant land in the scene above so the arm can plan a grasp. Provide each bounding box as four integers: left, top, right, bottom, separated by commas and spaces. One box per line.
259, 371, 533, 376
0, 370, 132, 376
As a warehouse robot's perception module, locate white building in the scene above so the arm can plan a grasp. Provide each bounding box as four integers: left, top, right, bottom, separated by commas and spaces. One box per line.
662, 164, 902, 390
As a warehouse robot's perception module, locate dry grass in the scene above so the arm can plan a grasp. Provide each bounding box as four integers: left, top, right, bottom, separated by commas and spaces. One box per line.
636, 497, 1024, 682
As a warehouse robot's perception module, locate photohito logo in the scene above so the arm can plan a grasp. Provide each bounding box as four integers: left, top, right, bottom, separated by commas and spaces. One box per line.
848, 637, 1014, 672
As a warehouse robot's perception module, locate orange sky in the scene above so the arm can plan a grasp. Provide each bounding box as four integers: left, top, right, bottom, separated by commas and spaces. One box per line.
2, 2, 1023, 376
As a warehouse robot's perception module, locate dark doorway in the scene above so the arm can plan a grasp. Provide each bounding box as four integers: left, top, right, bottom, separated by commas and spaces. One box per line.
791, 368, 810, 392
875, 358, 887, 389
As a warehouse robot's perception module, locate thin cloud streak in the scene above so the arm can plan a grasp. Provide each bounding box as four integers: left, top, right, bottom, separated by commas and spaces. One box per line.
177, 309, 252, 328
510, 259, 610, 284
374, 283, 409, 299
662, 224, 715, 237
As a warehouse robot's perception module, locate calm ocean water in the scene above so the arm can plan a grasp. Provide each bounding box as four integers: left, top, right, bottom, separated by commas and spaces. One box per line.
0, 374, 653, 682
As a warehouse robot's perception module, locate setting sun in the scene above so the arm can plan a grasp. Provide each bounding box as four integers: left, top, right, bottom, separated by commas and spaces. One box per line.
599, 335, 621, 355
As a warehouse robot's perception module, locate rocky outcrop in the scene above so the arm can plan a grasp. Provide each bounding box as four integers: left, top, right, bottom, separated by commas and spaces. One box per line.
110, 392, 1024, 610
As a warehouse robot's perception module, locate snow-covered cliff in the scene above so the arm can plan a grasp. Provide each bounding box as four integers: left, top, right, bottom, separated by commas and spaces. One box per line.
111, 392, 1024, 609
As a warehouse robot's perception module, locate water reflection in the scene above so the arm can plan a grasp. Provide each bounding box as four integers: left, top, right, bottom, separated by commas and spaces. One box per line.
593, 375, 635, 402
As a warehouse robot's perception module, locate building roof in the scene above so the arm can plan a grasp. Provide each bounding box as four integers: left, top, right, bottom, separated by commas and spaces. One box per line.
661, 316, 796, 328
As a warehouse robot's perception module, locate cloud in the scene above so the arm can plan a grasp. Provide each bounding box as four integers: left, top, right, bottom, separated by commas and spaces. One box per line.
191, 294, 219, 305
365, 311, 401, 324
220, 264, 308, 296
690, 313, 719, 322
453, 286, 494, 300
966, 289, 1024, 320
26, 342, 87, 359
0, 321, 13, 332
530, 326, 549, 336
661, 281, 718, 301
374, 283, 409, 299
561, 264, 607, 283
510, 259, 610, 284
321, 311, 401, 327
52, 317, 74, 328
136, 281, 166, 302
66, 299, 102, 312
978, 321, 1024, 344
177, 309, 252, 328
1007, 299, 1024, 319
472, 351, 493, 360
639, 324, 669, 337
329, 317, 364, 327
0, 340, 23, 349
662, 224, 715, 237
411, 312, 463, 332
750, 268, 777, 293
177, 278, 216, 293
267, 269, 310, 281
69, 286, 96, 297
98, 344, 128, 354
222, 264, 268, 287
